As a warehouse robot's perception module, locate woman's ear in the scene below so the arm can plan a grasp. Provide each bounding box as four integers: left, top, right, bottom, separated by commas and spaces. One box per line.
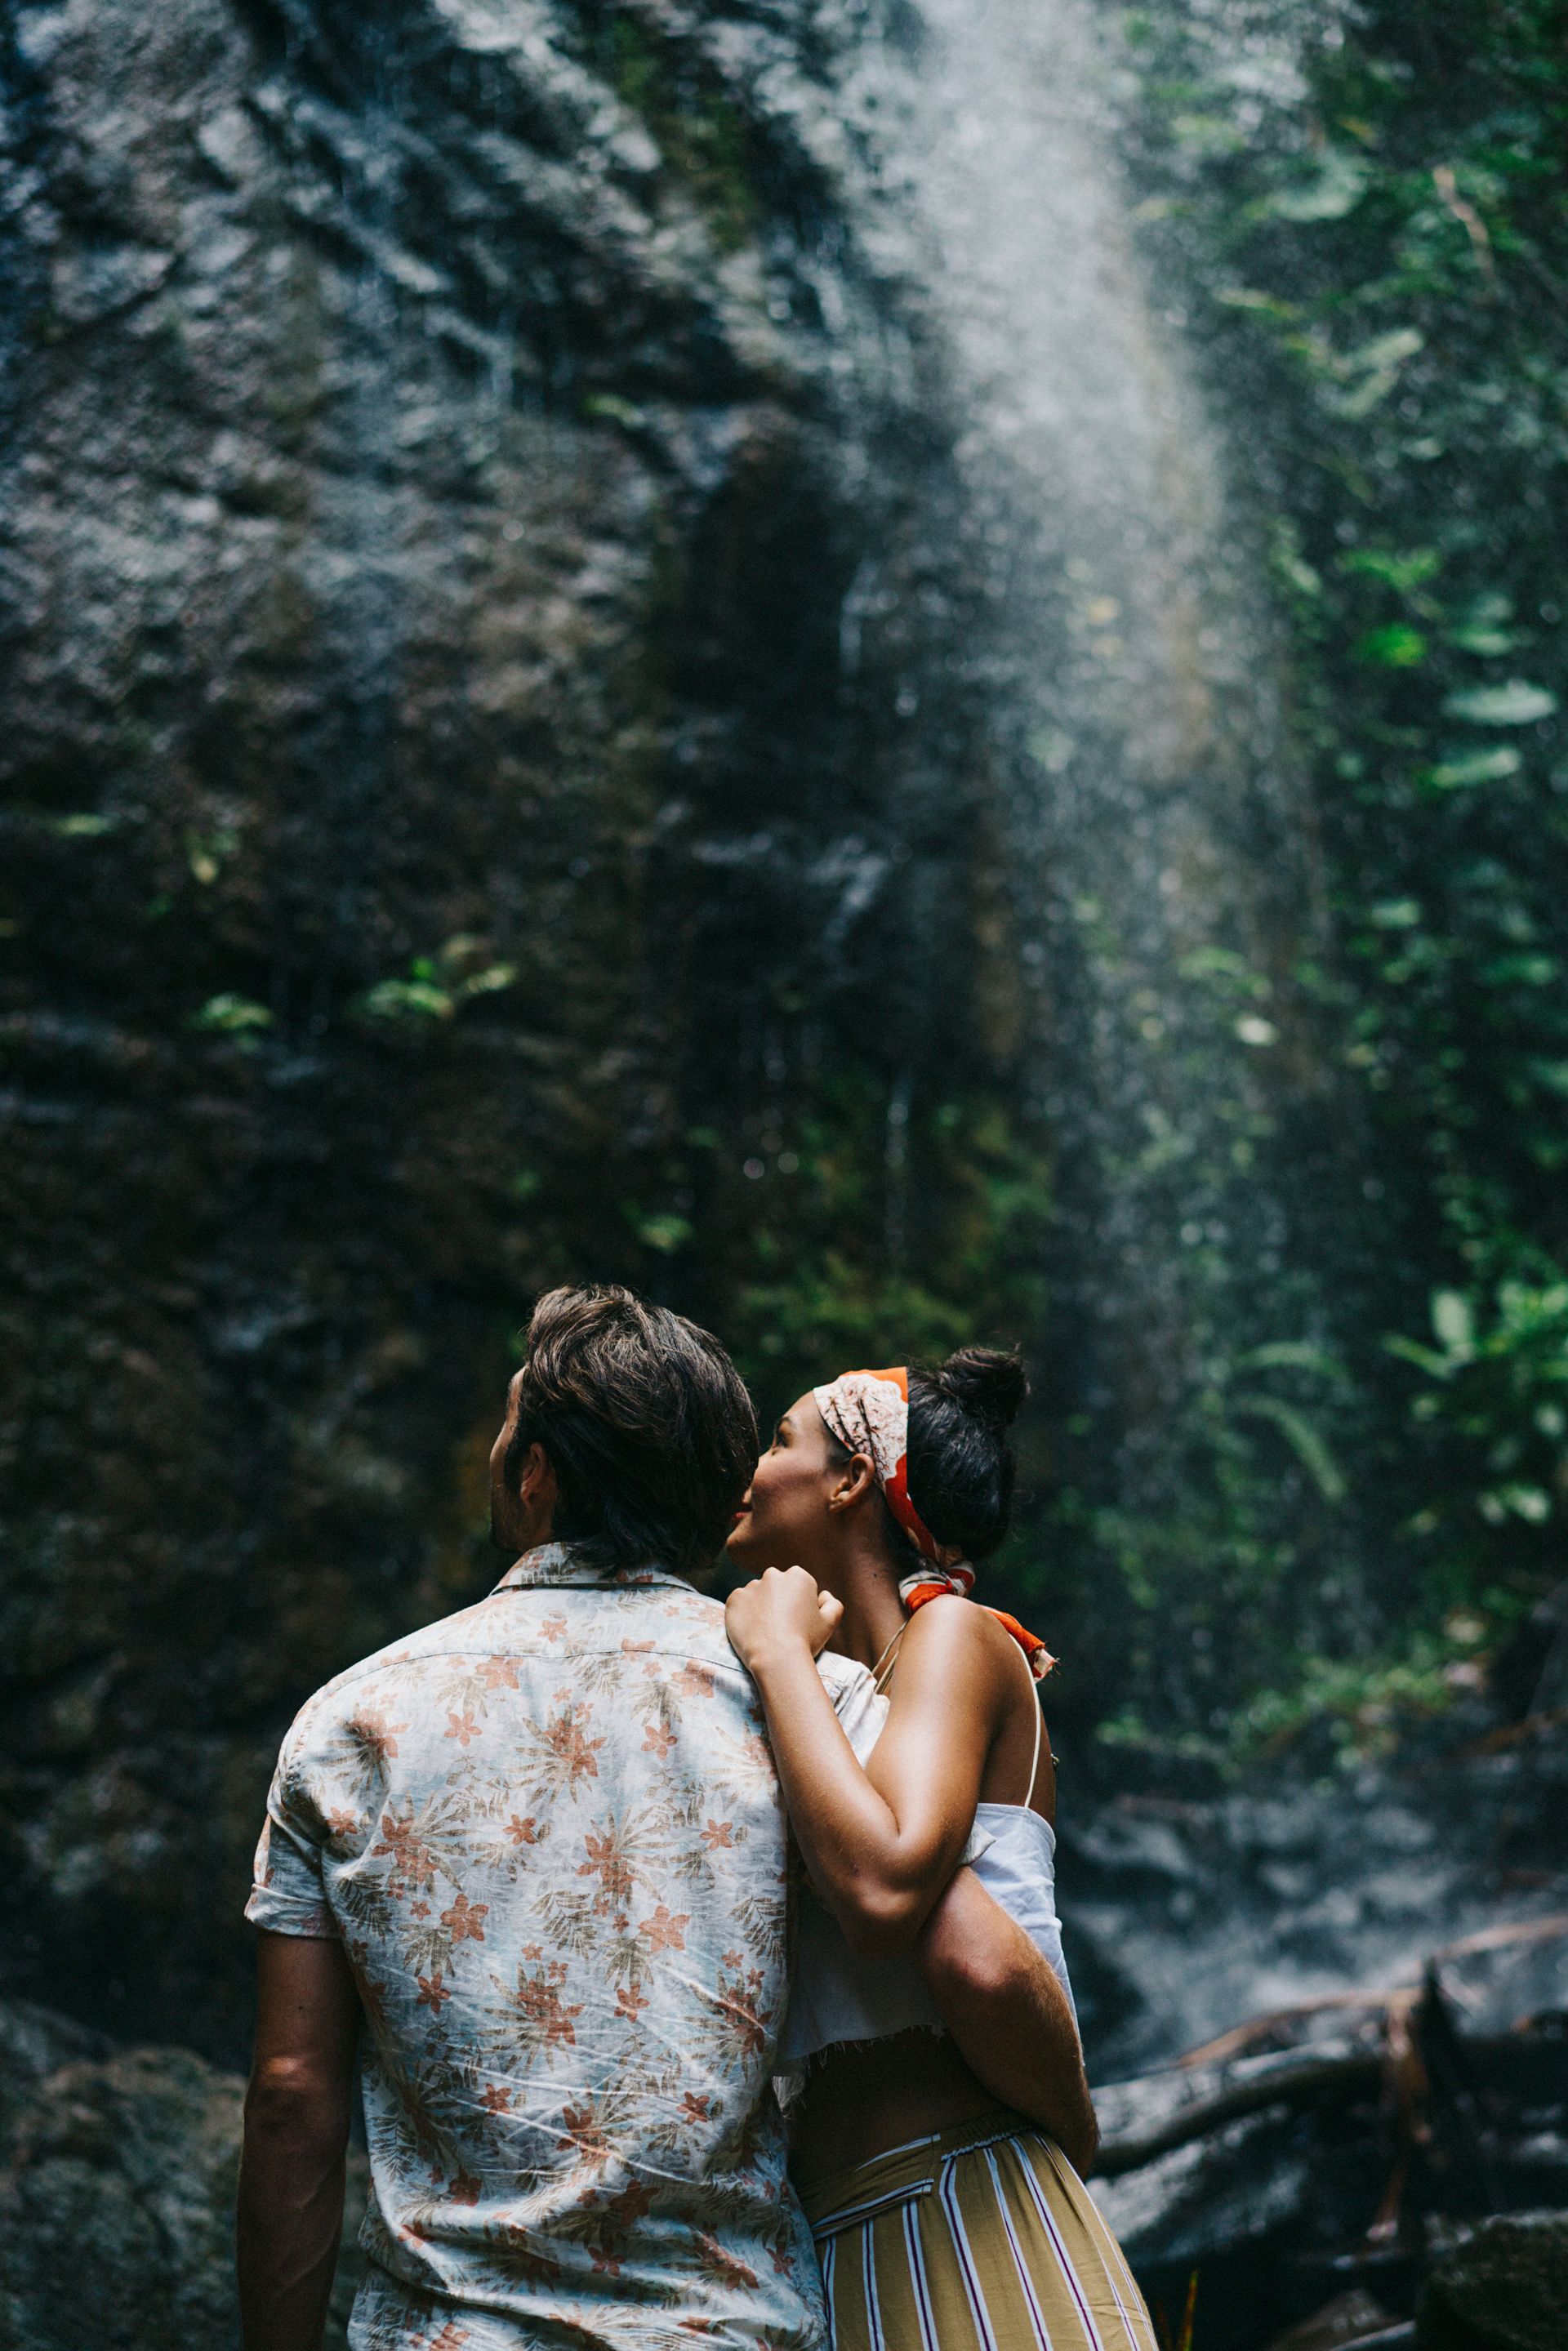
827, 1449, 878, 1513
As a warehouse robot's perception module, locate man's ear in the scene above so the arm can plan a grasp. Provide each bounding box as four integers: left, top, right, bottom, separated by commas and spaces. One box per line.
827, 1450, 878, 1512
519, 1442, 560, 1511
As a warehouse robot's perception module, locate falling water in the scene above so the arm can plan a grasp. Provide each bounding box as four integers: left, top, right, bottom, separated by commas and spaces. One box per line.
858, 0, 1348, 1520
835, 0, 1568, 2065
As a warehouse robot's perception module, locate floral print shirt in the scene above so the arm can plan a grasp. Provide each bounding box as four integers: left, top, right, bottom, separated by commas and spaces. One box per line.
247, 1543, 844, 2351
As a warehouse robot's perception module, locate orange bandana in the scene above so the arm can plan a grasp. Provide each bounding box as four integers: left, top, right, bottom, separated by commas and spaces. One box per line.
813, 1364, 1055, 1681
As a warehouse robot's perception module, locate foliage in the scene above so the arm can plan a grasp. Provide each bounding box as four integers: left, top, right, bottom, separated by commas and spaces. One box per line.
1103, 1600, 1499, 1766
349, 938, 518, 1026
190, 991, 273, 1038
590, 10, 759, 253
1109, 0, 1568, 1742
729, 1088, 1053, 1407
1388, 1273, 1568, 1538
612, 1061, 1054, 1421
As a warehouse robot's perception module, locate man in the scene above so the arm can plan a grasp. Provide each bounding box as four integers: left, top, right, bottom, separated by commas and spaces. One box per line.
238, 1285, 1092, 2350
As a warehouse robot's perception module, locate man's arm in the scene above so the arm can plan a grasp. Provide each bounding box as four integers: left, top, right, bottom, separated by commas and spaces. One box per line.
237, 1930, 362, 2351
917, 1868, 1100, 2176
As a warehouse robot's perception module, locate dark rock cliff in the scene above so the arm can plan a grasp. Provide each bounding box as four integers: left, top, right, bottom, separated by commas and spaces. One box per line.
0, 0, 998, 2058
0, 1997, 368, 2348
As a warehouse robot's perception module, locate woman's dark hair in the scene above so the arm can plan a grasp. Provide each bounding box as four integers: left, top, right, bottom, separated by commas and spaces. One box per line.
506, 1285, 758, 1578
838, 1346, 1026, 1564
905, 1347, 1027, 1561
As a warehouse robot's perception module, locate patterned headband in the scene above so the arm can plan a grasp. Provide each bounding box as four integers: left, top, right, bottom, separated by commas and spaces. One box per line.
812, 1365, 1054, 1681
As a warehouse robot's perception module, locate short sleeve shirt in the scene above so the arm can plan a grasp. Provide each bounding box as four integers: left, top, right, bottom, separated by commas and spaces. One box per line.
247, 1543, 839, 2351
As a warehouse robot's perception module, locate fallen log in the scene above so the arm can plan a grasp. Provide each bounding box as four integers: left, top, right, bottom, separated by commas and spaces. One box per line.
1095, 1971, 1568, 2183
1095, 2043, 1384, 2178
1092, 1982, 1568, 2351
1173, 1917, 1568, 2073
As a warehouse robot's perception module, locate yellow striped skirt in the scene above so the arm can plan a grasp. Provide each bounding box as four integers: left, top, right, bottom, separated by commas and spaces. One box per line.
798, 2108, 1157, 2351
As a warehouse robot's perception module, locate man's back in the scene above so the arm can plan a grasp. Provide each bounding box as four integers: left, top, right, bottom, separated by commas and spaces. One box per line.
247, 1543, 826, 2350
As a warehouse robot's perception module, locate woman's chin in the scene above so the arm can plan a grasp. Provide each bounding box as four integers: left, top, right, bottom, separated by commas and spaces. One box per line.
724, 1515, 775, 1569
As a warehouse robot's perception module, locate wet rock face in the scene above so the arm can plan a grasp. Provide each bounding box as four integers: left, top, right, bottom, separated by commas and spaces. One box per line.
0, 0, 983, 2056
1062, 1730, 1568, 2081
1419, 2214, 1568, 2351
0, 1999, 244, 2348
0, 1998, 368, 2350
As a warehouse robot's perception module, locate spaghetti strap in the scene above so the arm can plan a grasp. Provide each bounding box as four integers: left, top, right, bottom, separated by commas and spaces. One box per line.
874, 1614, 1044, 1805
871, 1622, 909, 1694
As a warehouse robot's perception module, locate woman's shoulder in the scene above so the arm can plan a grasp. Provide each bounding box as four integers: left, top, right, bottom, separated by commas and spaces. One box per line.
898, 1591, 1019, 1678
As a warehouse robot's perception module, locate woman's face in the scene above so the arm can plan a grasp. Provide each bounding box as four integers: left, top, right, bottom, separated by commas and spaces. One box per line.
726, 1393, 844, 1573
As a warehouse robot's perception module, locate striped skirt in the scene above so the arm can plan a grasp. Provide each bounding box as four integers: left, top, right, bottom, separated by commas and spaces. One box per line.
798, 2108, 1156, 2351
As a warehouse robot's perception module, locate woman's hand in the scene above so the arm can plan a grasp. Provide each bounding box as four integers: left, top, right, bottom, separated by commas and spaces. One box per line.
726, 1565, 844, 1674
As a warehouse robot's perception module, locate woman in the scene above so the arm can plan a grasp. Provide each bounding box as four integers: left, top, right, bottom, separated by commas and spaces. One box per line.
726, 1352, 1156, 2351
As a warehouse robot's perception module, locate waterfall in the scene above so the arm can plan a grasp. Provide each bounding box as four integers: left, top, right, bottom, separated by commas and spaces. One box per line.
850, 0, 1364, 1707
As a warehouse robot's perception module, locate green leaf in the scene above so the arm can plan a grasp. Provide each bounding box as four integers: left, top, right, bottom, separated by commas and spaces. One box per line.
354, 978, 455, 1022
1447, 626, 1516, 656
191, 993, 273, 1034
1423, 746, 1521, 790
632, 1211, 693, 1254
1232, 1396, 1348, 1502
1339, 545, 1442, 592
1370, 899, 1422, 928
457, 963, 518, 1000
1447, 592, 1514, 656
1441, 680, 1558, 726
1383, 1334, 1453, 1377
1431, 1289, 1475, 1355
49, 813, 118, 838
1323, 329, 1424, 419
1262, 151, 1368, 222
581, 393, 647, 430
185, 827, 238, 884
1267, 519, 1322, 598
1214, 286, 1302, 321
1178, 946, 1266, 991
1481, 954, 1558, 987
1170, 113, 1247, 156
1236, 1342, 1348, 1383
1486, 1484, 1552, 1525
1356, 624, 1427, 668
1345, 328, 1425, 375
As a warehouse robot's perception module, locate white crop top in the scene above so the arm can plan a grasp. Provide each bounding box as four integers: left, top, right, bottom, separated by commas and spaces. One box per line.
783, 1645, 1076, 2067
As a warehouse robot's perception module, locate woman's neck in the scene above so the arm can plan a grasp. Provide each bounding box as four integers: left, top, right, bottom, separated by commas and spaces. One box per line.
817, 1536, 909, 1673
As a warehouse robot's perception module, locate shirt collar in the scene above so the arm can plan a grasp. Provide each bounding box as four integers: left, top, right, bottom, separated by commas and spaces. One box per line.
492, 1539, 686, 1594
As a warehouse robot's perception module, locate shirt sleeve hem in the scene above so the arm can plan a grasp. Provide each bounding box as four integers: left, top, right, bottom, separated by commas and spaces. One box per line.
245, 1890, 338, 1939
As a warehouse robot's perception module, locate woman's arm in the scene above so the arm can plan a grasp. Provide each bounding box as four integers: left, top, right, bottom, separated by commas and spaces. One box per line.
918, 1869, 1100, 2175
238, 1930, 360, 2351
726, 1569, 1000, 1956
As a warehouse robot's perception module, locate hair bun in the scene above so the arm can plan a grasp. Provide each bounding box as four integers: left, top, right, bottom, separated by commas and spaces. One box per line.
933, 1347, 1028, 1432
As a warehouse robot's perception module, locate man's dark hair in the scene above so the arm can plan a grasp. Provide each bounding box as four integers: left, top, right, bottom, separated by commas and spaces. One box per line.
505, 1285, 758, 1578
